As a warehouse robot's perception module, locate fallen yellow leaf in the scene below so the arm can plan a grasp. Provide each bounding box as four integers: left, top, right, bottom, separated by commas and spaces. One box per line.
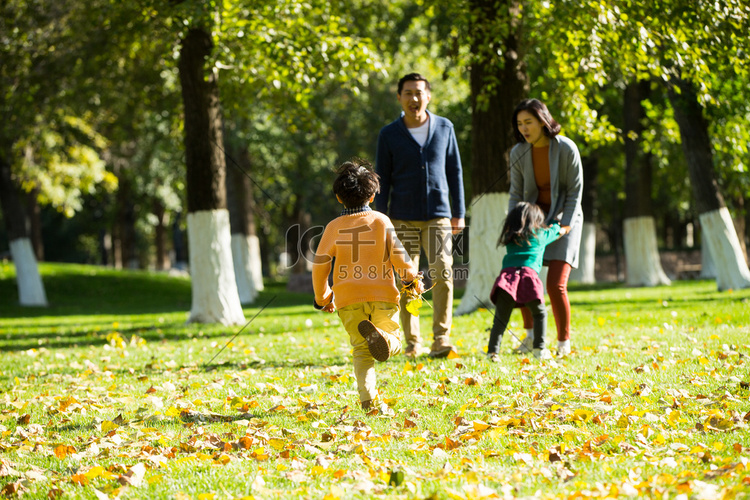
165, 407, 182, 418
473, 420, 490, 431
101, 420, 118, 433
54, 445, 76, 459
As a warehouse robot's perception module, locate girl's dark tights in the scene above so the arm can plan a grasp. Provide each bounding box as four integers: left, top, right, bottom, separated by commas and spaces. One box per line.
488, 291, 547, 354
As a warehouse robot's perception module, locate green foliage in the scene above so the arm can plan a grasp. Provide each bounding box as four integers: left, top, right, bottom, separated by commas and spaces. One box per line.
1, 0, 177, 233
3, 0, 748, 262
14, 114, 117, 217
523, 0, 750, 246
214, 0, 382, 113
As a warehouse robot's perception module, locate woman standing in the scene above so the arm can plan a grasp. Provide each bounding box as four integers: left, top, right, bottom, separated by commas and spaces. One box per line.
508, 99, 583, 357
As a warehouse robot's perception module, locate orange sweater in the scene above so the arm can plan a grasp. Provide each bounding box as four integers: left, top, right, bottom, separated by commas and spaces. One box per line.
532, 145, 552, 213
312, 210, 418, 309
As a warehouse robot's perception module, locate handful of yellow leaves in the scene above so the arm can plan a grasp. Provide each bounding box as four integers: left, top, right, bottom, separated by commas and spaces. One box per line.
401, 272, 432, 316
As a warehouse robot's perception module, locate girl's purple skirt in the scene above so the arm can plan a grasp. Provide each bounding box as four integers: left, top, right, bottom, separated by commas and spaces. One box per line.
489, 267, 544, 306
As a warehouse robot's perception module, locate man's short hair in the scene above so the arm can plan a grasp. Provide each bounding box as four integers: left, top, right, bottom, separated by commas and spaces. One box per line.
398, 73, 431, 94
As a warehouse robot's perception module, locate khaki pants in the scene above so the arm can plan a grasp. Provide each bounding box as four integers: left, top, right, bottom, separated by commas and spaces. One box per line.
391, 218, 454, 352
337, 301, 402, 403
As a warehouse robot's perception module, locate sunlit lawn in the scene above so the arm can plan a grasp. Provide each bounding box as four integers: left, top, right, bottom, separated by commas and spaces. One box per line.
0, 262, 749, 499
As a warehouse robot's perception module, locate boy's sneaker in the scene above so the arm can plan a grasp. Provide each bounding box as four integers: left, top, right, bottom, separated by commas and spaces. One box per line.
557, 340, 571, 358
358, 320, 390, 362
486, 352, 500, 363
533, 348, 552, 360
512, 335, 533, 355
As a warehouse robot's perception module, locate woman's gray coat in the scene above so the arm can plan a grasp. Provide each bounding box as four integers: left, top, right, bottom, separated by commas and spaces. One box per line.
508, 135, 584, 268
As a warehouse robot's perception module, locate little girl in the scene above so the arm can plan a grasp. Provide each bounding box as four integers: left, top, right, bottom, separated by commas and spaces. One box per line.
487, 202, 570, 361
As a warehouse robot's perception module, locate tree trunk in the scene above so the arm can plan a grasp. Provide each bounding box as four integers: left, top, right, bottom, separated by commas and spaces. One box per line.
571, 154, 597, 284
731, 195, 747, 261
172, 212, 188, 270
700, 231, 717, 279
456, 0, 528, 315
179, 27, 244, 325
624, 217, 671, 286
668, 77, 750, 290
259, 229, 274, 279
226, 143, 262, 304
0, 152, 48, 306
456, 192, 510, 314
113, 173, 137, 269
99, 228, 111, 266
25, 187, 44, 261
153, 199, 169, 271
623, 80, 670, 286
606, 191, 625, 282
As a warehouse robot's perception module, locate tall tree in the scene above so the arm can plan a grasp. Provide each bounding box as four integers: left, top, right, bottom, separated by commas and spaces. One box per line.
0, 156, 46, 305
0, 0, 118, 305
225, 136, 263, 304
569, 0, 750, 289
176, 25, 245, 325
163, 0, 381, 323
668, 77, 750, 290
622, 79, 670, 286
434, 0, 529, 315
653, 1, 749, 290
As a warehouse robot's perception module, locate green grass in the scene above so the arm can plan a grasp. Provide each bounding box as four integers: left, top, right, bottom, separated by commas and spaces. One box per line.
0, 261, 749, 499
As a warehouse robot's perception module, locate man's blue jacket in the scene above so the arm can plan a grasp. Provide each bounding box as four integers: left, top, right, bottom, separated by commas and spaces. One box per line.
375, 111, 465, 221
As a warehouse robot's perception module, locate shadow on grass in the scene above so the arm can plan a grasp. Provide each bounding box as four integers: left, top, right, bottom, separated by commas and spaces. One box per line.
0, 354, 349, 388
202, 358, 348, 372
51, 411, 266, 434
0, 317, 340, 352
0, 265, 316, 319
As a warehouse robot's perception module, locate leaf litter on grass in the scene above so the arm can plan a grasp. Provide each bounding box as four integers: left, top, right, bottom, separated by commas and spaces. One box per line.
1, 281, 750, 498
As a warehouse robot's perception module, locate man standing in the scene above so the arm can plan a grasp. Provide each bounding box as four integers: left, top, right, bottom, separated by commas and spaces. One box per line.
375, 73, 466, 358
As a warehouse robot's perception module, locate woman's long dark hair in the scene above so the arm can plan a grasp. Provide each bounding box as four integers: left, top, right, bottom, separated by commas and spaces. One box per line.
512, 99, 561, 144
498, 201, 546, 247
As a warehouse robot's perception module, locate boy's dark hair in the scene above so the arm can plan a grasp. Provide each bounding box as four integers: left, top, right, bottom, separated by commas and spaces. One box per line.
398, 73, 431, 94
498, 201, 546, 247
333, 159, 380, 208
512, 98, 562, 144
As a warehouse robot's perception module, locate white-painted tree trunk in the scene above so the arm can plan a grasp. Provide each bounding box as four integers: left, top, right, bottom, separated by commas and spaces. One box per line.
569, 222, 596, 284
623, 216, 671, 286
231, 233, 259, 304
700, 239, 717, 279
9, 238, 48, 306
187, 210, 246, 325
455, 193, 509, 315
247, 234, 264, 292
700, 207, 750, 291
